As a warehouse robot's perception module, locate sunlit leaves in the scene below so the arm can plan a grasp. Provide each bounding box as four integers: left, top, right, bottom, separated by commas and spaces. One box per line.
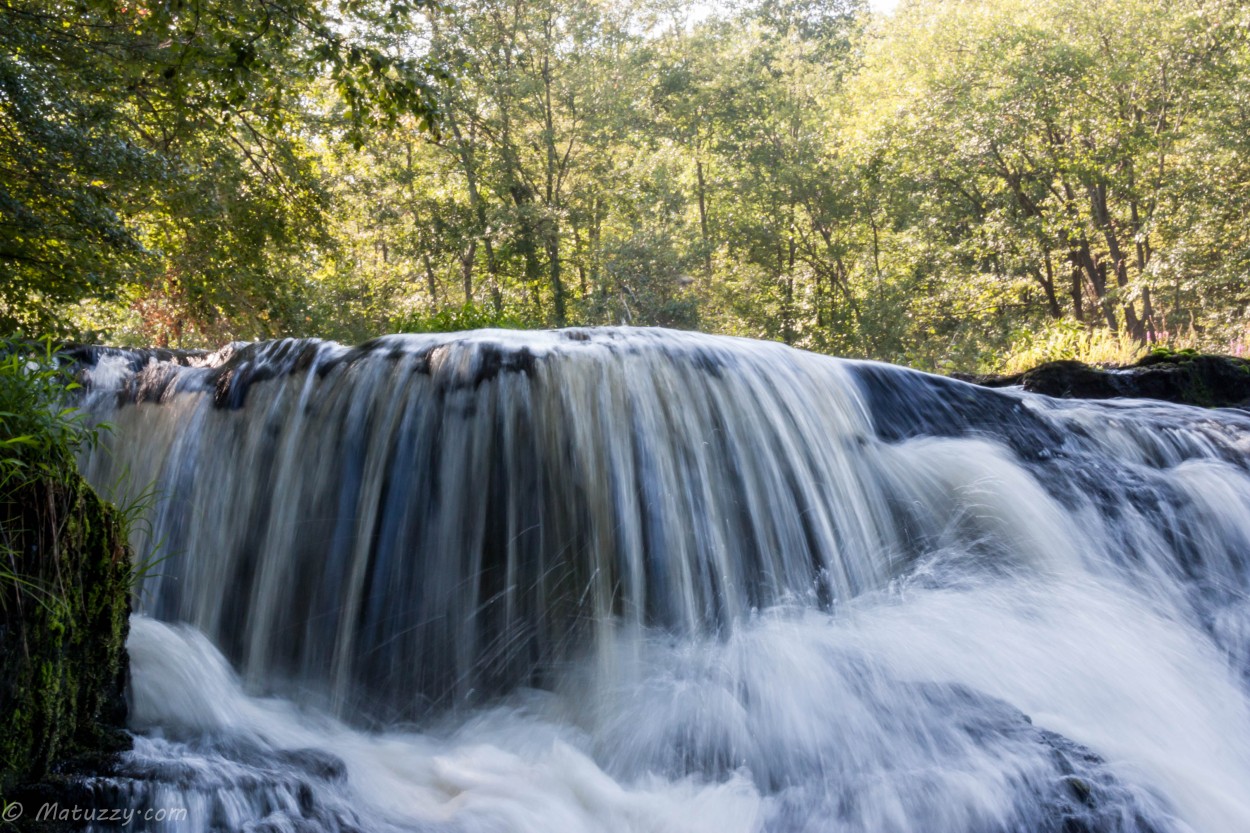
0, 0, 442, 341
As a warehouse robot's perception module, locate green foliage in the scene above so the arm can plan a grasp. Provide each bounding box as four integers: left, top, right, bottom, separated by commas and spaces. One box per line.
4, 0, 1249, 371
1000, 320, 1150, 374
0, 338, 99, 489
393, 302, 528, 334
1, 0, 442, 344
843, 0, 1250, 369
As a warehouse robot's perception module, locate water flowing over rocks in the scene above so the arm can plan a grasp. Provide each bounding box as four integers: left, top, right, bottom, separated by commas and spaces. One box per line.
55, 329, 1250, 833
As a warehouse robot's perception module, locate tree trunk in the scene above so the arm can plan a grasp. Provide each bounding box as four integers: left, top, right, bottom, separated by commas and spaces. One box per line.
1039, 252, 1061, 319
696, 155, 712, 277
548, 217, 566, 326
1070, 263, 1085, 323
1089, 183, 1143, 340
461, 239, 477, 304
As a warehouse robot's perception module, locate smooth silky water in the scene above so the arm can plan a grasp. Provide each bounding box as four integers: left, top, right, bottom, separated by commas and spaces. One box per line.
71, 328, 1250, 832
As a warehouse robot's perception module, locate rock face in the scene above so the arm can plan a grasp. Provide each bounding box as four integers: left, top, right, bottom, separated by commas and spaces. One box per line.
958, 352, 1250, 408
0, 472, 132, 810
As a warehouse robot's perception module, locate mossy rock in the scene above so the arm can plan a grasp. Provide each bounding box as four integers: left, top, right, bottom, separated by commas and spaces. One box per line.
963, 354, 1250, 408
1, 472, 132, 799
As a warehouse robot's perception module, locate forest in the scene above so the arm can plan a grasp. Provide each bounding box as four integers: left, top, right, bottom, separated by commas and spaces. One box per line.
2, 0, 1248, 371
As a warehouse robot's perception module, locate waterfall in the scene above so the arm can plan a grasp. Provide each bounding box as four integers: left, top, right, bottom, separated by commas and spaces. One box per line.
71, 329, 1250, 832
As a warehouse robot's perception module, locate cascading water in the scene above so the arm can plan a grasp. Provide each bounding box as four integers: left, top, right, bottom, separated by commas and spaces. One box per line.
69, 328, 1250, 832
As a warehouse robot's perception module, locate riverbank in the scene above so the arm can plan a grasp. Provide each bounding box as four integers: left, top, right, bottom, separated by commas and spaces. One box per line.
956, 350, 1250, 408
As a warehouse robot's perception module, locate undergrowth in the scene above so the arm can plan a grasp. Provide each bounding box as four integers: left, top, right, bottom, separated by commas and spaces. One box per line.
392, 301, 528, 334
0, 338, 102, 488
995, 320, 1219, 375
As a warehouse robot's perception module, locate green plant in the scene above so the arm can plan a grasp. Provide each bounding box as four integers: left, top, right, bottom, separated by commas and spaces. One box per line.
109, 472, 170, 600
391, 302, 529, 334
0, 337, 101, 490
2, 337, 85, 607
998, 321, 1150, 374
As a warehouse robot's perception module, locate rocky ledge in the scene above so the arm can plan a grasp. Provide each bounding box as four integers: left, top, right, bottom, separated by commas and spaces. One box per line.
956, 351, 1250, 409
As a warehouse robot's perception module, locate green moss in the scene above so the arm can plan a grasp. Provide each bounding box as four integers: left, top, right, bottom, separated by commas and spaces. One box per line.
0, 474, 132, 794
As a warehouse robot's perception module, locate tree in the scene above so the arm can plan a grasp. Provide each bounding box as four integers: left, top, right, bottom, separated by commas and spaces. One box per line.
0, 0, 441, 341
842, 0, 1249, 365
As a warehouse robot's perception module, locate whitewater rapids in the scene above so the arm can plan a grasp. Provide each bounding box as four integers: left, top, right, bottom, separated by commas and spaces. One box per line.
72, 329, 1250, 832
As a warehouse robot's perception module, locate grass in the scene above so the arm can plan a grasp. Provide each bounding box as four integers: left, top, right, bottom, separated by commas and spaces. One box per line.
992, 320, 1242, 375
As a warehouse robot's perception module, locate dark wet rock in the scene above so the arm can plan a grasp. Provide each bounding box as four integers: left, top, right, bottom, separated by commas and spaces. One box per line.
58, 738, 366, 833
274, 749, 349, 783
851, 362, 1067, 460
650, 666, 1178, 833
221, 747, 348, 785
61, 343, 210, 371
911, 683, 1175, 833
751, 678, 1180, 833
957, 352, 1250, 408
